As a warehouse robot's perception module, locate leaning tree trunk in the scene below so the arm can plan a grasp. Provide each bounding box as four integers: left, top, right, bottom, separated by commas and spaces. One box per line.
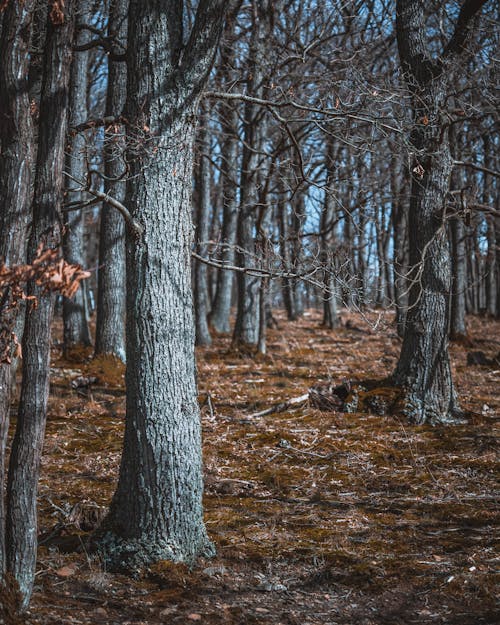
94, 0, 128, 362
63, 0, 92, 352
0, 0, 37, 577
392, 0, 487, 424
100, 0, 227, 569
6, 0, 74, 605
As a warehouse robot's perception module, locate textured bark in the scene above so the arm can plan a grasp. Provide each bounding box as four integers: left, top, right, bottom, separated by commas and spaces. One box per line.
63, 0, 92, 351
6, 0, 74, 605
194, 109, 212, 346
0, 0, 36, 577
94, 0, 128, 362
101, 0, 226, 569
393, 0, 486, 424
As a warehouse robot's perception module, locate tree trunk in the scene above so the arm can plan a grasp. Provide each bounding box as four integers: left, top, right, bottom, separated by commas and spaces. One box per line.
208, 12, 240, 334
6, 1, 74, 605
63, 0, 92, 352
0, 0, 37, 577
391, 152, 408, 337
321, 140, 340, 329
94, 0, 128, 362
233, 0, 271, 349
194, 109, 212, 346
392, 0, 487, 424
100, 0, 226, 569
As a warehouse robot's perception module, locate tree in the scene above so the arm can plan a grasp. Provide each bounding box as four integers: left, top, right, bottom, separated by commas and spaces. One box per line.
5, 0, 75, 605
0, 0, 37, 580
94, 0, 128, 362
99, 0, 228, 569
393, 0, 490, 424
62, 0, 92, 352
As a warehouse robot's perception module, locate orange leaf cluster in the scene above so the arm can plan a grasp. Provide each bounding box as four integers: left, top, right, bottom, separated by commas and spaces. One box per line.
49, 0, 65, 25
0, 244, 90, 363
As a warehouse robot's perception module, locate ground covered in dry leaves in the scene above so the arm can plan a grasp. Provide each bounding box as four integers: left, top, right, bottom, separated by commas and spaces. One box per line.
13, 310, 499, 624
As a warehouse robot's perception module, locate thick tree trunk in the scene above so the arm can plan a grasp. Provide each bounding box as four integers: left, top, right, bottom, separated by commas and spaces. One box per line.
6, 1, 74, 605
100, 0, 226, 569
194, 110, 212, 346
63, 0, 92, 352
392, 0, 486, 424
0, 0, 36, 577
94, 0, 128, 362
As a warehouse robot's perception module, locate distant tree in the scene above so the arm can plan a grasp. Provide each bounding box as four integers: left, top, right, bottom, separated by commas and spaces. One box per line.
94, 0, 128, 362
393, 0, 490, 423
99, 0, 228, 569
62, 0, 92, 352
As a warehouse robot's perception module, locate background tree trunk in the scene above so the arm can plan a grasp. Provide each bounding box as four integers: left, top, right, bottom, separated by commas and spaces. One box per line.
94, 0, 128, 362
63, 0, 92, 352
194, 109, 212, 346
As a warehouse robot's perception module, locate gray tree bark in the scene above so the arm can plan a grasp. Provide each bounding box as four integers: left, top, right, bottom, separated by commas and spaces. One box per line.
63, 0, 92, 352
0, 0, 36, 578
94, 0, 128, 362
100, 0, 227, 570
393, 0, 487, 424
6, 0, 74, 605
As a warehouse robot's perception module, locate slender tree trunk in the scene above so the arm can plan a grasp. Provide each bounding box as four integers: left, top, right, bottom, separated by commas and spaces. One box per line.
94, 0, 128, 362
391, 152, 408, 337
208, 11, 240, 334
100, 0, 226, 569
233, 0, 271, 349
483, 134, 497, 316
6, 1, 74, 605
321, 140, 340, 328
63, 0, 92, 352
208, 103, 239, 333
0, 0, 37, 578
450, 215, 468, 339
194, 109, 212, 346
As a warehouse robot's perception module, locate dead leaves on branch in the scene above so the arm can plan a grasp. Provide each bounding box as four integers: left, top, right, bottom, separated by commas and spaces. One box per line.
49, 0, 65, 25
0, 244, 90, 363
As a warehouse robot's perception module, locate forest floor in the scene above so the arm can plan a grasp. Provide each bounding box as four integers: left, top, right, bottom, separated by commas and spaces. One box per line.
11, 310, 499, 625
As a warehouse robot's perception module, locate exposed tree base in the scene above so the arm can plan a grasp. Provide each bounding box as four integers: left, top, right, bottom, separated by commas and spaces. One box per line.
310, 379, 467, 426
89, 529, 216, 575
449, 332, 473, 347
0, 574, 24, 623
